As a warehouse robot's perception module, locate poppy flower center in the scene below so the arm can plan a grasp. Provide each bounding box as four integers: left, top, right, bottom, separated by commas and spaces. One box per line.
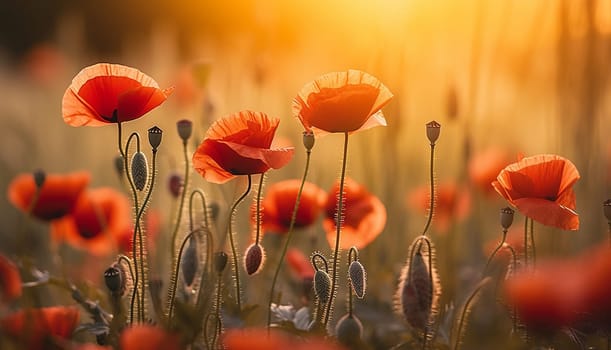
101, 109, 118, 123
74, 208, 106, 240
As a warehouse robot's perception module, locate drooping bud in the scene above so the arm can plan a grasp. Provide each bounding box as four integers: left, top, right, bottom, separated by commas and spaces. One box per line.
181, 236, 198, 286
148, 126, 163, 151
177, 119, 193, 143
168, 173, 183, 199
500, 207, 515, 230
244, 243, 265, 275
302, 130, 315, 151
131, 151, 148, 191
426, 121, 441, 145
114, 155, 124, 179
335, 314, 363, 347
604, 199, 611, 222
349, 260, 367, 299
214, 251, 228, 273
104, 264, 125, 296
32, 169, 46, 189
313, 269, 332, 306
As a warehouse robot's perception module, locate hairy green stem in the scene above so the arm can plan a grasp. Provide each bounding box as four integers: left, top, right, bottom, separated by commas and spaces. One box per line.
421, 144, 436, 236
170, 140, 190, 277
168, 231, 194, 321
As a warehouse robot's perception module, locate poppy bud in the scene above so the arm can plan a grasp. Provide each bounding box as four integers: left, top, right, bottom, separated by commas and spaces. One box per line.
114, 155, 124, 178
604, 199, 611, 222
177, 119, 193, 143
33, 169, 46, 189
181, 236, 198, 286
313, 269, 332, 305
148, 126, 163, 151
104, 264, 125, 296
500, 207, 515, 230
131, 152, 148, 191
214, 251, 228, 273
349, 260, 367, 299
335, 314, 363, 347
208, 201, 220, 222
302, 131, 315, 151
168, 173, 183, 198
244, 243, 265, 275
426, 121, 441, 145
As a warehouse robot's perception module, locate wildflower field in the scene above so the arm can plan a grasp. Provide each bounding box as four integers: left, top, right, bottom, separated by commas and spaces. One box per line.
0, 1, 610, 349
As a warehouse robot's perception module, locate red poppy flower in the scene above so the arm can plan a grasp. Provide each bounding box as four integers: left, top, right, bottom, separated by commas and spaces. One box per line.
504, 262, 583, 333
323, 177, 386, 250
120, 325, 180, 350
222, 328, 290, 350
62, 63, 173, 126
492, 154, 580, 230
468, 148, 511, 195
579, 244, 611, 331
407, 181, 471, 233
286, 248, 315, 280
192, 110, 294, 184
0, 254, 21, 303
292, 70, 393, 134
0, 306, 80, 350
252, 179, 326, 234
50, 187, 132, 256
7, 171, 90, 221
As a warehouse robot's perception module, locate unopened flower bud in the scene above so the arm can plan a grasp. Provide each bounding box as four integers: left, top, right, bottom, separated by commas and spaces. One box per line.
33, 169, 46, 189
313, 269, 332, 305
244, 243, 265, 275
148, 126, 163, 151
177, 119, 193, 143
500, 207, 515, 230
302, 131, 315, 151
214, 251, 228, 273
426, 120, 441, 145
604, 199, 611, 222
168, 173, 183, 198
131, 152, 148, 191
208, 202, 220, 222
335, 314, 363, 347
181, 236, 198, 286
349, 260, 367, 299
114, 155, 124, 178
104, 264, 125, 296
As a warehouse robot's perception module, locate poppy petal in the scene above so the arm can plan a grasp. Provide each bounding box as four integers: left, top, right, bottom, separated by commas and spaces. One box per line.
117, 86, 174, 122
512, 197, 579, 230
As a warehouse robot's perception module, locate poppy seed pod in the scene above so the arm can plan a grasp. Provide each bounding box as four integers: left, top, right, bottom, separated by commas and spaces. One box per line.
181, 237, 198, 286
349, 260, 367, 299
604, 199, 611, 222
426, 121, 441, 145
104, 265, 125, 296
500, 207, 515, 230
302, 131, 315, 151
131, 152, 148, 191
114, 155, 124, 178
335, 314, 363, 347
214, 251, 228, 273
33, 169, 46, 189
168, 173, 183, 199
313, 269, 332, 305
148, 126, 163, 151
177, 119, 193, 142
244, 243, 265, 275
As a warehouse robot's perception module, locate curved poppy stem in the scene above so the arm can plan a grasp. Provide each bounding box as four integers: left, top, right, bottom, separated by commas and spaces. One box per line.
266, 149, 312, 329
254, 174, 265, 245
421, 143, 436, 237
324, 132, 350, 327
167, 230, 194, 322
170, 139, 190, 280
482, 229, 508, 276
523, 217, 529, 268
224, 175, 253, 311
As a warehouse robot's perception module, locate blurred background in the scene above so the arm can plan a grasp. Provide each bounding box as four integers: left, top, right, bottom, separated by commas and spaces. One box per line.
0, 0, 610, 348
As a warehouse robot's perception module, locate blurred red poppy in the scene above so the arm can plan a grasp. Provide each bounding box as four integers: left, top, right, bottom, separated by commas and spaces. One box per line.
0, 254, 21, 303
286, 248, 315, 280
292, 70, 393, 134
223, 328, 346, 350
492, 154, 580, 230
468, 148, 511, 196
120, 325, 180, 350
323, 177, 386, 249
62, 63, 173, 127
192, 110, 294, 184
407, 181, 471, 233
50, 187, 132, 256
0, 306, 80, 350
579, 244, 611, 332
22, 43, 66, 85
252, 179, 326, 234
8, 171, 90, 221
